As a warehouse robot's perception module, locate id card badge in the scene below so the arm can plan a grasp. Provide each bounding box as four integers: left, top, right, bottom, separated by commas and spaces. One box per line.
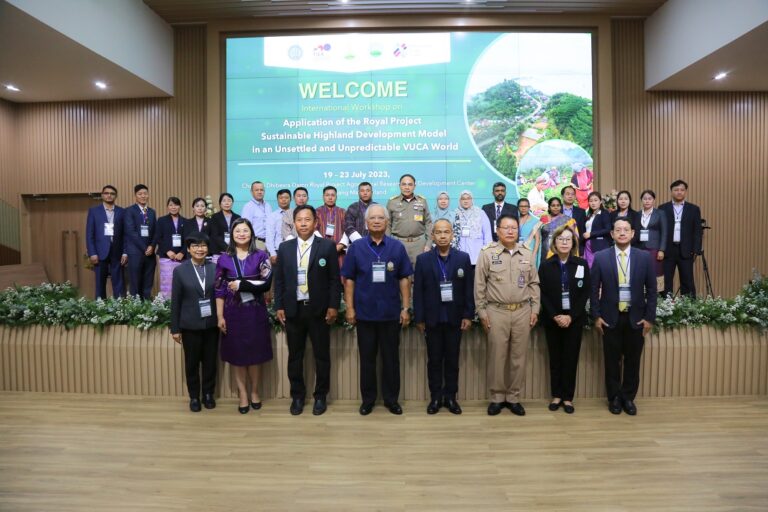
440, 281, 453, 302
140, 225, 149, 238
224, 233, 231, 245
199, 299, 212, 318
325, 223, 335, 237
561, 292, 571, 310
619, 284, 631, 302
240, 291, 255, 303
639, 229, 649, 242
104, 223, 114, 237
461, 227, 470, 237
172, 234, 182, 247
673, 222, 681, 242
517, 272, 526, 288
372, 262, 386, 283
297, 269, 307, 286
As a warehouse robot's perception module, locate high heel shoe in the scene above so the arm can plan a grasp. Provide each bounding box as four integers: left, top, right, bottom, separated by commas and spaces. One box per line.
238, 402, 250, 414
251, 401, 262, 410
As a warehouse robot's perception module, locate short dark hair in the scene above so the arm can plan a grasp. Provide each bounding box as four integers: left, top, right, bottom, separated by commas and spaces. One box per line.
293, 187, 308, 197
293, 204, 317, 221
218, 192, 234, 204
516, 198, 529, 207
167, 196, 181, 207
492, 182, 507, 190
185, 231, 210, 248
191, 197, 206, 208
612, 217, 633, 230
399, 173, 416, 184
276, 188, 291, 198
496, 213, 519, 229
561, 185, 576, 195
322, 185, 337, 194
640, 189, 656, 200
358, 181, 372, 189
251, 181, 263, 189
670, 179, 688, 190
102, 185, 117, 194
134, 184, 148, 194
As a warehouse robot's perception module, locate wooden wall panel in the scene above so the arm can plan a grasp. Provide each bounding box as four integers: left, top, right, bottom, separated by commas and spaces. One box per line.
612, 20, 768, 297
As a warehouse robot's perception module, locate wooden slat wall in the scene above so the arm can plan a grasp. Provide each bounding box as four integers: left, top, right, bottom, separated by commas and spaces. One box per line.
2, 325, 766, 399
612, 20, 768, 297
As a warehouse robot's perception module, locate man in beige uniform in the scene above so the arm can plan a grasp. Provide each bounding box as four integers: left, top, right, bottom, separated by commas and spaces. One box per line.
475, 213, 540, 416
386, 173, 433, 266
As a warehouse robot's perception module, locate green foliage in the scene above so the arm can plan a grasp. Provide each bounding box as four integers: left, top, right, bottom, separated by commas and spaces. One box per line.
467, 79, 530, 122
546, 93, 593, 156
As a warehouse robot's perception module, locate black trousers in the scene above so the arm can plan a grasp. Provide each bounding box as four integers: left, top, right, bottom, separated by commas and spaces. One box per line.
181, 327, 219, 399
663, 243, 696, 297
544, 321, 584, 401
356, 320, 400, 404
128, 254, 156, 299
602, 312, 645, 401
95, 255, 124, 299
424, 323, 462, 400
285, 303, 331, 399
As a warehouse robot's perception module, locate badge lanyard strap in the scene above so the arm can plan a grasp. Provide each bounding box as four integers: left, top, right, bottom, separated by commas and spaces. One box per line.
366, 238, 384, 262
233, 254, 246, 279
616, 253, 630, 283
559, 260, 569, 292
297, 241, 312, 264
435, 250, 450, 282
193, 264, 206, 293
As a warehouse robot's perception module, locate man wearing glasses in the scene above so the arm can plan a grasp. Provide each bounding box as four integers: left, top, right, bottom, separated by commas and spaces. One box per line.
85, 185, 128, 298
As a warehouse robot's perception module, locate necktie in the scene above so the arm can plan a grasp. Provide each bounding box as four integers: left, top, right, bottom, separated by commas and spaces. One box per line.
618, 251, 628, 312
299, 241, 309, 295
495, 204, 501, 219
141, 207, 148, 224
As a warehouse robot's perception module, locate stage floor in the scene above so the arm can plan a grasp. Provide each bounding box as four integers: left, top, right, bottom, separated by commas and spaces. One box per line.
1, 392, 767, 511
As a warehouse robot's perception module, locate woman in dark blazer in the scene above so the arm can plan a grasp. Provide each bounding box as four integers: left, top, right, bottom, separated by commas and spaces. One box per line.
182, 197, 211, 240
580, 191, 612, 267
155, 196, 186, 297
609, 190, 641, 245
637, 189, 668, 281
208, 192, 241, 262
170, 232, 219, 412
539, 223, 591, 414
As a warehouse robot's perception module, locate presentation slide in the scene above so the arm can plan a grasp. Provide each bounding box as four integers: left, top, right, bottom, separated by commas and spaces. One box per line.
226, 31, 594, 214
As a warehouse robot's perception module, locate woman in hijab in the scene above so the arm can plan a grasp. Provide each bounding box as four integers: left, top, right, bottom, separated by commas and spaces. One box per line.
434, 192, 453, 222
451, 190, 493, 266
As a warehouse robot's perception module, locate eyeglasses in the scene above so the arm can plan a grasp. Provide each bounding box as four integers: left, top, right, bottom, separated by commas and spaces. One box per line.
555, 237, 573, 243
188, 243, 208, 249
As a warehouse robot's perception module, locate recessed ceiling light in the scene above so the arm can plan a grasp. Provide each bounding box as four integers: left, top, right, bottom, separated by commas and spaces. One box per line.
713, 72, 728, 80
95, 81, 108, 89
4, 84, 20, 92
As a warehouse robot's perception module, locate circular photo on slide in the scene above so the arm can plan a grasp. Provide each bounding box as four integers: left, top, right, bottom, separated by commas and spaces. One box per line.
516, 139, 593, 217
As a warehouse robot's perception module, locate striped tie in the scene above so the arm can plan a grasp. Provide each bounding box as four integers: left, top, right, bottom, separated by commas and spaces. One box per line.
618, 251, 628, 312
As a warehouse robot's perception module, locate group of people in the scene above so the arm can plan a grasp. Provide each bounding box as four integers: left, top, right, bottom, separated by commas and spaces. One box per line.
85, 175, 703, 417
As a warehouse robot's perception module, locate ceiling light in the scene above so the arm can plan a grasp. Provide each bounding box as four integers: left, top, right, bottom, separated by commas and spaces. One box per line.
5, 84, 20, 92
95, 81, 108, 89
713, 72, 728, 80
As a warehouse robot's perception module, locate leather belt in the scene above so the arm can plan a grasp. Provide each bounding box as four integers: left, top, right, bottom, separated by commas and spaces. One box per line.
394, 236, 420, 242
299, 300, 311, 306
489, 301, 526, 311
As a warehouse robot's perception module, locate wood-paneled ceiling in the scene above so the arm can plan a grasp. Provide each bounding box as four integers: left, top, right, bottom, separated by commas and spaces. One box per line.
143, 0, 667, 23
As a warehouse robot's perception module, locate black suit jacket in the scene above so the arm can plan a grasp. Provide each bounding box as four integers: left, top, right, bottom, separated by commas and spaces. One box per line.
482, 202, 519, 241
567, 206, 587, 234
538, 255, 591, 326
181, 216, 211, 240
124, 204, 157, 256
154, 215, 187, 259
170, 260, 218, 333
581, 209, 612, 254
659, 201, 702, 258
413, 248, 475, 327
273, 236, 342, 318
208, 211, 241, 255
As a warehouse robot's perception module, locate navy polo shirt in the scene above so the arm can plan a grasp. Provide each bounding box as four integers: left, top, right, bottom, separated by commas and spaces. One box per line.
341, 235, 413, 322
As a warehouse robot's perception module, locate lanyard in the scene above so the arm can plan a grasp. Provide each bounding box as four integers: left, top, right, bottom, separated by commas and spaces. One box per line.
641, 209, 652, 228
193, 263, 206, 293
616, 252, 629, 281
435, 250, 450, 281
139, 206, 147, 224
224, 213, 232, 228
171, 216, 179, 233
233, 255, 247, 279
559, 260, 569, 291
297, 239, 312, 263
326, 207, 336, 225
366, 237, 384, 262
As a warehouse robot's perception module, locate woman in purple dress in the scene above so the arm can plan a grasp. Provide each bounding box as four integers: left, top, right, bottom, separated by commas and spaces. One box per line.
215, 218, 273, 414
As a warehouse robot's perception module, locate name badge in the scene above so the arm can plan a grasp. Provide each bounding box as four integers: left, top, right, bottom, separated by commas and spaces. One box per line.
104, 223, 114, 237
414, 214, 423, 222
575, 265, 584, 278
172, 234, 182, 247
224, 233, 231, 245
240, 291, 255, 303
440, 281, 453, 302
461, 227, 470, 237
639, 229, 649, 242
673, 221, 681, 242
297, 269, 307, 286
199, 299, 212, 318
140, 225, 149, 238
518, 272, 526, 288
372, 262, 386, 283
561, 291, 571, 310
619, 284, 631, 302
325, 223, 335, 237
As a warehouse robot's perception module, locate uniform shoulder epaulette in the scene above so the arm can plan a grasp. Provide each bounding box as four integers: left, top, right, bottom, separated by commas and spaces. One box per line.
481, 241, 496, 251
416, 194, 427, 201
389, 194, 400, 201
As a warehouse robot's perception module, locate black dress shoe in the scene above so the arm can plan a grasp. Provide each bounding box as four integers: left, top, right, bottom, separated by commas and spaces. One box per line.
384, 402, 403, 415
202, 394, 216, 410
507, 402, 526, 416
623, 399, 637, 416
443, 398, 462, 415
562, 402, 575, 414
359, 402, 374, 416
609, 397, 623, 415
250, 401, 262, 410
487, 402, 504, 416
548, 400, 562, 411
189, 398, 202, 412
290, 397, 305, 416
312, 398, 327, 416
238, 404, 250, 414
426, 399, 441, 415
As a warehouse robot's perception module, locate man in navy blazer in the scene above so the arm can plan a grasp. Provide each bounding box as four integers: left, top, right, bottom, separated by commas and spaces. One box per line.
482, 182, 519, 242
413, 219, 475, 415
274, 205, 341, 416
561, 186, 587, 230
591, 217, 657, 416
85, 185, 127, 298
659, 179, 703, 297
124, 184, 157, 299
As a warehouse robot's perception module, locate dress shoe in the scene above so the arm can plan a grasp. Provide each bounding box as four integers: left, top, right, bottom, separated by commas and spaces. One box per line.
548, 400, 562, 411
238, 404, 250, 414
443, 398, 462, 415
426, 399, 441, 415
608, 397, 623, 415
507, 402, 526, 416
202, 394, 216, 410
251, 400, 262, 410
385, 402, 403, 415
312, 397, 327, 416
359, 402, 374, 416
290, 397, 305, 416
189, 398, 202, 412
562, 402, 575, 414
487, 401, 504, 416
622, 399, 637, 416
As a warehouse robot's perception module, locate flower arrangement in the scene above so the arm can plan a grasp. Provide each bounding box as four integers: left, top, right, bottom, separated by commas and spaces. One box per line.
601, 189, 618, 211
204, 195, 217, 219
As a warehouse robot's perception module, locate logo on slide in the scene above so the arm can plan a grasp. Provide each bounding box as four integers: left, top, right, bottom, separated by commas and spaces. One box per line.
393, 43, 408, 57
288, 45, 303, 61
314, 43, 332, 57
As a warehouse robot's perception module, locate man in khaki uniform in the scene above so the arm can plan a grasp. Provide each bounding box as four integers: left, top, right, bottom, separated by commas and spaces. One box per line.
386, 173, 432, 266
475, 213, 540, 416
